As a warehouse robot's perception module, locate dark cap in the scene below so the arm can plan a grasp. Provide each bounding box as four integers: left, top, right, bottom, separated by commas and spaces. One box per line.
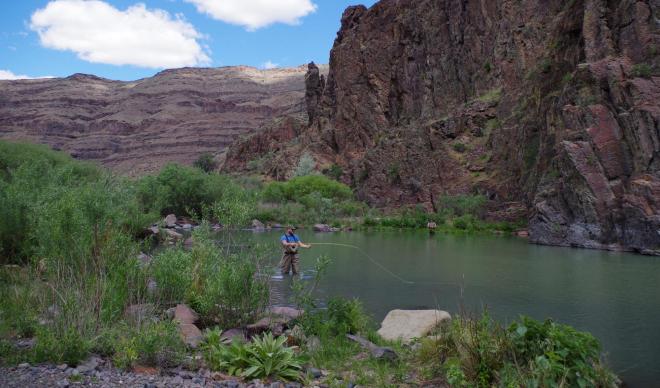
287, 226, 297, 230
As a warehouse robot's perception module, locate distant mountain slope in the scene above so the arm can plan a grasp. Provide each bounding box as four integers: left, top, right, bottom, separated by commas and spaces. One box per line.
0, 66, 325, 175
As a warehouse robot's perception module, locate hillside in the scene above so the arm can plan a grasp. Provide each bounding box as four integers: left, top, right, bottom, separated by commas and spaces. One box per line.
0, 65, 322, 175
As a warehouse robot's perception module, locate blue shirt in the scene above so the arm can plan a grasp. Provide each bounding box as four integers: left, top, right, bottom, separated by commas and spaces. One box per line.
281, 234, 300, 243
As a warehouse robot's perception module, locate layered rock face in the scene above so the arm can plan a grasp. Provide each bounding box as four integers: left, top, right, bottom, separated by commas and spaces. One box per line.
226, 0, 659, 254
0, 66, 310, 175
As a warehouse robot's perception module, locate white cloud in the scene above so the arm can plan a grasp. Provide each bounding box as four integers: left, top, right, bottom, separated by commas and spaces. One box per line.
30, 0, 210, 69
185, 0, 317, 30
261, 60, 278, 69
0, 70, 54, 80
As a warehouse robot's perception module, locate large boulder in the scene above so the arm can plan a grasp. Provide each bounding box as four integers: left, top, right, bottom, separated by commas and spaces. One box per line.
179, 323, 203, 348
173, 304, 203, 348
174, 304, 198, 325
377, 309, 451, 343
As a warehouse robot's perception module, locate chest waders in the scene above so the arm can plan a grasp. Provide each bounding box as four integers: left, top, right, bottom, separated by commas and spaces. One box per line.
280, 234, 300, 275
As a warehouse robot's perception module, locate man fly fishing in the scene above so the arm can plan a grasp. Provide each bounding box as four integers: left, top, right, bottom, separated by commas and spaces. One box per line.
280, 226, 311, 275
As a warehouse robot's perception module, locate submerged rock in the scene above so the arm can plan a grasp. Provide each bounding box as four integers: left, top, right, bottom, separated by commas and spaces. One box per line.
377, 309, 451, 343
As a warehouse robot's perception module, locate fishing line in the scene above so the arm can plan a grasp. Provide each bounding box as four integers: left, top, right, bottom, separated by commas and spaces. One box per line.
308, 242, 460, 287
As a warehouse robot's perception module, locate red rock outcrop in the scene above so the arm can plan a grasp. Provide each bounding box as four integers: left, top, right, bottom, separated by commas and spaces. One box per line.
0, 66, 312, 175
226, 0, 659, 254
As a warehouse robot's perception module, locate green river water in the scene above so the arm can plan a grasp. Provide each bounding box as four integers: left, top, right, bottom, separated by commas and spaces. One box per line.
246, 229, 660, 387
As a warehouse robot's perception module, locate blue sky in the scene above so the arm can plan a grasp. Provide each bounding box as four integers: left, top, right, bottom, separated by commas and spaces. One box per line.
0, 0, 376, 81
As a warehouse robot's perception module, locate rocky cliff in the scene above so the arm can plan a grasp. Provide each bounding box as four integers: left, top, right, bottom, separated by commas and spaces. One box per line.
225, 0, 659, 254
0, 66, 312, 175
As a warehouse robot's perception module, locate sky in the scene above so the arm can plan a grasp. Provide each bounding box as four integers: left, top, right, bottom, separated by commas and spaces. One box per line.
0, 0, 377, 81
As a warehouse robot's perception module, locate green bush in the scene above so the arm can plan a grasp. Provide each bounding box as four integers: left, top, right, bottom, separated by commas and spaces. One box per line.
298, 297, 370, 338
110, 321, 185, 369
203, 331, 305, 381
32, 327, 90, 366
193, 152, 217, 173
136, 164, 227, 217
262, 175, 353, 203
631, 63, 652, 78
150, 227, 269, 327
424, 313, 619, 387
437, 194, 487, 217
151, 249, 194, 304
323, 164, 343, 180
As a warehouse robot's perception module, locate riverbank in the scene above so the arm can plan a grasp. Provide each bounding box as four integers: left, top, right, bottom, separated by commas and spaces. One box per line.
0, 141, 622, 386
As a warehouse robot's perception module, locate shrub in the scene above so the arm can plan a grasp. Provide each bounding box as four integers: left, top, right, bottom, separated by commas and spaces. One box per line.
32, 327, 90, 366
452, 143, 467, 153
485, 118, 501, 132
262, 175, 353, 203
437, 194, 486, 217
293, 152, 316, 177
193, 153, 217, 173
423, 313, 619, 387
323, 164, 343, 180
151, 249, 194, 304
476, 87, 502, 104
111, 321, 185, 369
631, 63, 652, 78
203, 331, 305, 381
298, 297, 370, 338
151, 227, 269, 327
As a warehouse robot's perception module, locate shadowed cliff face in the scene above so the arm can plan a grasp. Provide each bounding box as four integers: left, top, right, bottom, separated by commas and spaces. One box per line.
226, 0, 659, 254
0, 66, 310, 175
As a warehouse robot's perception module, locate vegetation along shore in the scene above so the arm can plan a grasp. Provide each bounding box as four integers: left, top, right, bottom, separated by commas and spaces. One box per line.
1, 141, 620, 387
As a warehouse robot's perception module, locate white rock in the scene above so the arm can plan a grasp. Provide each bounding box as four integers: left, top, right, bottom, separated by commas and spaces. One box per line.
377, 309, 451, 343
164, 214, 177, 228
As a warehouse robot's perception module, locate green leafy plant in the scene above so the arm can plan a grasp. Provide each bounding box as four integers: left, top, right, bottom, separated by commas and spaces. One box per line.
203, 331, 305, 381
244, 333, 305, 381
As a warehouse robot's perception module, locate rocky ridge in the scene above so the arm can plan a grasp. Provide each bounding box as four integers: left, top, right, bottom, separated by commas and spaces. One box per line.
0, 66, 325, 175
224, 0, 659, 254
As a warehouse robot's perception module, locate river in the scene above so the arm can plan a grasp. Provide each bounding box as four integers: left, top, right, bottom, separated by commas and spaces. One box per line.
245, 229, 660, 387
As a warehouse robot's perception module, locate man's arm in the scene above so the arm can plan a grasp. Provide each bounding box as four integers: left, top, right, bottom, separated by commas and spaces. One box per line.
297, 238, 311, 249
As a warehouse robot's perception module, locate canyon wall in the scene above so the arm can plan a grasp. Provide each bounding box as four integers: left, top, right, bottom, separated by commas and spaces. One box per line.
0, 66, 311, 175
226, 0, 659, 254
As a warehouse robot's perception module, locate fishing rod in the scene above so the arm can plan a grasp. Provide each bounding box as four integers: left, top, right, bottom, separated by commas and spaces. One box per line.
306, 242, 460, 287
